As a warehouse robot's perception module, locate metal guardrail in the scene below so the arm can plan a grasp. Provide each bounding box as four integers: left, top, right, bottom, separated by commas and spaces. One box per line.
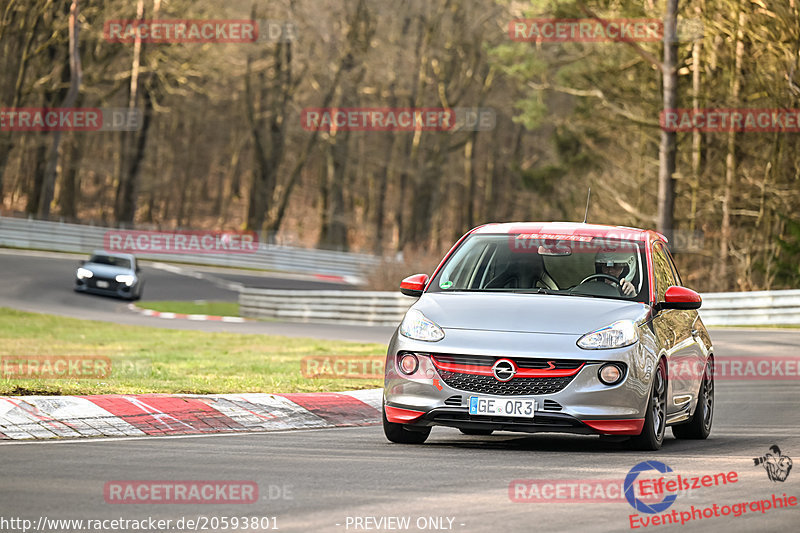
239, 287, 800, 327
0, 216, 379, 278
240, 288, 414, 326
697, 290, 800, 326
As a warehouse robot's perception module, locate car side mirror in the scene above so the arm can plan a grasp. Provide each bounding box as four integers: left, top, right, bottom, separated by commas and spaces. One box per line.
658, 286, 702, 310
79, 260, 86, 265
400, 274, 428, 297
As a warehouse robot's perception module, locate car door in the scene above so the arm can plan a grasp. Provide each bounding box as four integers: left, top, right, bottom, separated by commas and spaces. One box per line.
650, 241, 698, 416
663, 244, 708, 404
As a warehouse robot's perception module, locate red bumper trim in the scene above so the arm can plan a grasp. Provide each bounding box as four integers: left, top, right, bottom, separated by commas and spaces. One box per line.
385, 406, 426, 423
583, 418, 644, 435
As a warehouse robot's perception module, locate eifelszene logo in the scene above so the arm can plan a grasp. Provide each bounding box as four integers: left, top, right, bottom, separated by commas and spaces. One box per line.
624, 461, 678, 514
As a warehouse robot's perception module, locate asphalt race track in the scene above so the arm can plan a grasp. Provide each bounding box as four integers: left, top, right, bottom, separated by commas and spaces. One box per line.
1, 249, 799, 532
0, 249, 391, 343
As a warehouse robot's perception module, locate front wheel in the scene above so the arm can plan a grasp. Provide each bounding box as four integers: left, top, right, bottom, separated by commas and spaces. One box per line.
672, 358, 713, 440
629, 358, 667, 451
382, 405, 430, 444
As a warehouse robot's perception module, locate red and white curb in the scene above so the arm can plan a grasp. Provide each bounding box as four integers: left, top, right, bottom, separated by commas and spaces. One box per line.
127, 304, 246, 323
0, 389, 382, 440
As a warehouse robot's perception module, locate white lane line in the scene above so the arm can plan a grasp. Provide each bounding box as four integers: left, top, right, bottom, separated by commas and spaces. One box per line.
150, 262, 244, 291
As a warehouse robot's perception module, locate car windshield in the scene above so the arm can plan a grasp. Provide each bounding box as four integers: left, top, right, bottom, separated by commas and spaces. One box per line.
89, 255, 131, 269
429, 234, 649, 303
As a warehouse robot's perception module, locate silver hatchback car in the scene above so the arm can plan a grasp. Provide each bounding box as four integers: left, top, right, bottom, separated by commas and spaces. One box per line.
383, 222, 714, 450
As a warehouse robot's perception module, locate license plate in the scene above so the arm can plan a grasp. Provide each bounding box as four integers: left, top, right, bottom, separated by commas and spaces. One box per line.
469, 396, 535, 418
96, 280, 109, 288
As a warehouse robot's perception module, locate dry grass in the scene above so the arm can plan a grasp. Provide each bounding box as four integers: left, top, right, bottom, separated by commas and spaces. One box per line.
364, 249, 444, 291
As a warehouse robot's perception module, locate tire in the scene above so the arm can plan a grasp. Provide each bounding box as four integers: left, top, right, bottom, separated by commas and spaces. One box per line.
382, 405, 431, 444
629, 358, 667, 451
459, 428, 494, 436
672, 358, 713, 440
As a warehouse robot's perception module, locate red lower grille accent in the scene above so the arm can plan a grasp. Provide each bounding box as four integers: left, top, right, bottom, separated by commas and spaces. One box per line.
431, 355, 584, 378
385, 405, 425, 423
582, 419, 644, 435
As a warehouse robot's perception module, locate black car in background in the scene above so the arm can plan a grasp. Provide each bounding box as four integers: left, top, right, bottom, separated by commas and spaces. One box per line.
74, 251, 143, 301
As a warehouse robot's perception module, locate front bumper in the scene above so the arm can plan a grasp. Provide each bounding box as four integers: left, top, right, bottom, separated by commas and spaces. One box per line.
384, 328, 655, 436
386, 405, 643, 435
75, 277, 137, 299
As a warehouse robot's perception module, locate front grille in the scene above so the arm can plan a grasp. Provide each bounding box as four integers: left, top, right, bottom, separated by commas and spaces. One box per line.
437, 370, 575, 395
423, 352, 583, 396
430, 353, 582, 370
543, 399, 563, 411
88, 277, 119, 290
444, 395, 463, 406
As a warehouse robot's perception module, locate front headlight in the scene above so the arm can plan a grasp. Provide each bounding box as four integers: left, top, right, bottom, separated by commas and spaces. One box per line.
577, 320, 638, 350
115, 274, 136, 286
77, 267, 93, 279
399, 309, 445, 342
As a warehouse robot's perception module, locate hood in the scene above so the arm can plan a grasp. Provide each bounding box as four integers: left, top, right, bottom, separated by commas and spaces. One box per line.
412, 292, 649, 335
82, 262, 133, 278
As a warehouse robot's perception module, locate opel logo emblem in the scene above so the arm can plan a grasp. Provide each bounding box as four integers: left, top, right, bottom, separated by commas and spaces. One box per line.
492, 359, 517, 382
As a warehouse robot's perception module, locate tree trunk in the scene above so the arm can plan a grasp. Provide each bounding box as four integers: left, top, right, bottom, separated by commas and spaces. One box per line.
0, 1, 44, 204
318, 132, 350, 251
689, 4, 703, 232
115, 0, 159, 226
57, 136, 83, 220
657, 0, 679, 236
25, 143, 48, 214
718, 4, 746, 288
39, 0, 81, 218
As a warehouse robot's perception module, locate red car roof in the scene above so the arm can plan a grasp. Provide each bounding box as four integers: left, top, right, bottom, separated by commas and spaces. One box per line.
471, 222, 667, 243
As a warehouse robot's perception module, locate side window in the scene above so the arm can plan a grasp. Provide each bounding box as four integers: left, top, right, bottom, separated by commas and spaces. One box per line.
652, 242, 677, 302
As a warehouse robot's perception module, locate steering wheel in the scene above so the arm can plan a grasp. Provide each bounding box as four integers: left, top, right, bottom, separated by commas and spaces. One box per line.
579, 273, 620, 286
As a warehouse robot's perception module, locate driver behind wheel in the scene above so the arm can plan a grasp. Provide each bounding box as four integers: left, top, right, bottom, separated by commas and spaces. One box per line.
595, 250, 637, 296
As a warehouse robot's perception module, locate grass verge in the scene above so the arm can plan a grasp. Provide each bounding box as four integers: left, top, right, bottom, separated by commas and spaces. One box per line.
0, 307, 385, 395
